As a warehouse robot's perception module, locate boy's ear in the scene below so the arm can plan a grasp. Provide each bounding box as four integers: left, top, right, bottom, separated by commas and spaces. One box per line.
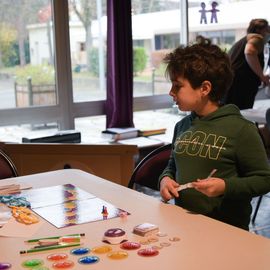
200, 80, 212, 96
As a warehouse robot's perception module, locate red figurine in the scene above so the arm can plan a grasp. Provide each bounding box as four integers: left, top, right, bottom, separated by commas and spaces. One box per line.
102, 205, 108, 220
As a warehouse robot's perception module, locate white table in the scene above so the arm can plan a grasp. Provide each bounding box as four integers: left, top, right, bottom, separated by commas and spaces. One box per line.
241, 108, 267, 124
1, 169, 270, 269
241, 99, 270, 124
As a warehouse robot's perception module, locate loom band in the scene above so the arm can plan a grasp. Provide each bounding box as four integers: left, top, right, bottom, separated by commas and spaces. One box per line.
65, 214, 78, 220
10, 206, 39, 224
17, 215, 39, 224
0, 196, 30, 207
63, 184, 75, 189
19, 213, 39, 224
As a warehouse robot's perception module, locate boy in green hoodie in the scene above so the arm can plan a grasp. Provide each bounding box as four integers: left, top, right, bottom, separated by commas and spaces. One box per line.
159, 37, 270, 230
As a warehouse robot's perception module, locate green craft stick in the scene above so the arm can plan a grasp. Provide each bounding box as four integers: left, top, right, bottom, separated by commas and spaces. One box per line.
20, 243, 80, 254
25, 233, 85, 243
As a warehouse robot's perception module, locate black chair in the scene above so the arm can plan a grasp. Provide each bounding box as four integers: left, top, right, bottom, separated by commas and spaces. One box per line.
128, 143, 172, 194
251, 108, 270, 225
266, 108, 270, 130
0, 148, 18, 179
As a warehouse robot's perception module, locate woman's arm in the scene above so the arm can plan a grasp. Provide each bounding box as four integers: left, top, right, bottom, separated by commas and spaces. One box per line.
245, 38, 270, 85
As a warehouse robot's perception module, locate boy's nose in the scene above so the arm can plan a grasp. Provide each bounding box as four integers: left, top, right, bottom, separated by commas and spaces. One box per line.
169, 89, 175, 97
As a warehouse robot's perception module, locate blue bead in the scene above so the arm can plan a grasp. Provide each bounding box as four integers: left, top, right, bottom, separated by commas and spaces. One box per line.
70, 247, 90, 255
78, 256, 99, 264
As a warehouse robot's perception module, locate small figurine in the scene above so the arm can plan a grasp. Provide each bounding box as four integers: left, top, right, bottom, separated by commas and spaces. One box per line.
199, 2, 207, 24
118, 210, 128, 219
209, 1, 219, 23
101, 205, 108, 220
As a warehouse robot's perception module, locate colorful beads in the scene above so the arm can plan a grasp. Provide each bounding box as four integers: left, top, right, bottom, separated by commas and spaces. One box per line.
120, 241, 141, 250
0, 262, 12, 269
22, 259, 44, 268
137, 248, 159, 257
52, 260, 74, 269
47, 253, 68, 261
91, 245, 112, 254
78, 256, 99, 264
70, 247, 90, 255
107, 251, 128, 260
29, 267, 49, 270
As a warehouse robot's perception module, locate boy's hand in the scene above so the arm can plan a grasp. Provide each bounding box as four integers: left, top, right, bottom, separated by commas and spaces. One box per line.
160, 176, 179, 202
192, 177, 225, 197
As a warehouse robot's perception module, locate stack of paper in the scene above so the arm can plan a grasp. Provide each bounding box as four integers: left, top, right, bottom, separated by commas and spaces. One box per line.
101, 127, 139, 141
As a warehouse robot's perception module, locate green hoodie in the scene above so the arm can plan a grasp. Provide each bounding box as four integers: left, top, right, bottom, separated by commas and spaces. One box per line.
159, 104, 270, 230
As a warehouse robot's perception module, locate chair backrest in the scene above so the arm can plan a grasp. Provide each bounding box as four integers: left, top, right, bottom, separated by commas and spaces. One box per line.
128, 143, 172, 191
0, 149, 18, 179
266, 108, 270, 131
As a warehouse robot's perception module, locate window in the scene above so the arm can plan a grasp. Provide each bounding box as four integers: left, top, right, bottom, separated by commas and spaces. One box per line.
188, 0, 270, 50
131, 1, 181, 100
1, 0, 269, 142
0, 0, 108, 135
69, 0, 107, 102
0, 0, 56, 109
155, 34, 180, 50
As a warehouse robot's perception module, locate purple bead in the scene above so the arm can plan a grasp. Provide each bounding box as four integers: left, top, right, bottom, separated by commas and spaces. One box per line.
0, 263, 11, 269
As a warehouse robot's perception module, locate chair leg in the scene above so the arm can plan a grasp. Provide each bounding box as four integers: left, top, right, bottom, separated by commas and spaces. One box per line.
252, 195, 263, 225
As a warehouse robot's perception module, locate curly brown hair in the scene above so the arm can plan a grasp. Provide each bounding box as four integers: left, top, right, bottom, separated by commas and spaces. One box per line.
247, 19, 269, 34
164, 37, 233, 102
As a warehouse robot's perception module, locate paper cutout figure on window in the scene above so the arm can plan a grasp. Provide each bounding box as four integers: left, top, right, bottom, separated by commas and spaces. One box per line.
199, 2, 207, 24
209, 1, 219, 23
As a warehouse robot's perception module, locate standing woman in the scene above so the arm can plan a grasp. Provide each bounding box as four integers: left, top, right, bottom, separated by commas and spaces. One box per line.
224, 18, 270, 109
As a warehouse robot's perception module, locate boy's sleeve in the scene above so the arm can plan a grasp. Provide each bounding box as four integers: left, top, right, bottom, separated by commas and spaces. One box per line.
224, 123, 270, 199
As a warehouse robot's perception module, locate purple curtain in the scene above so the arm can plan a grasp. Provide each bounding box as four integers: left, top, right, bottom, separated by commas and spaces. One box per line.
106, 0, 134, 128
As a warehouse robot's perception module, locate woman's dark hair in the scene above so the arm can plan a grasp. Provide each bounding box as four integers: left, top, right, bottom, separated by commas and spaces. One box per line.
164, 36, 233, 102
247, 19, 269, 34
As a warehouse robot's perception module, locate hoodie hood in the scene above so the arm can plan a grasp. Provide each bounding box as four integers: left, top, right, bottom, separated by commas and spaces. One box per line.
193, 104, 245, 122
